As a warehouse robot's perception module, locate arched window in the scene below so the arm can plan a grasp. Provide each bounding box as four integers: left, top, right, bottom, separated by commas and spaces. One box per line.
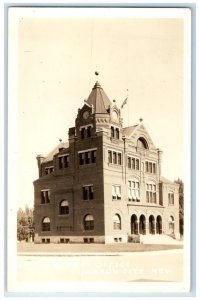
59, 200, 69, 215
137, 137, 148, 149
113, 214, 121, 230
169, 216, 175, 233
42, 217, 50, 231
84, 214, 94, 230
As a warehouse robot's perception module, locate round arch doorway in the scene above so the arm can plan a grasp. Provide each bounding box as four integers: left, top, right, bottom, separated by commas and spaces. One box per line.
131, 214, 138, 235
149, 215, 155, 234
139, 215, 146, 235
156, 215, 162, 234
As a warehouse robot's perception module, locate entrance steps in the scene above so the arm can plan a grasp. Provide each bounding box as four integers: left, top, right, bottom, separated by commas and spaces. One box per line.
140, 234, 183, 245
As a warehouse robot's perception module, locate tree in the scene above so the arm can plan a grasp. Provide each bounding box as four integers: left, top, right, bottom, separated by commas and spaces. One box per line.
174, 178, 184, 236
17, 206, 35, 241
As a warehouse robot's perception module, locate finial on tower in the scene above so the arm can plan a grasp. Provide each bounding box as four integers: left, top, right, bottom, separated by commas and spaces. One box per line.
59, 138, 62, 143
139, 118, 143, 122
95, 71, 99, 81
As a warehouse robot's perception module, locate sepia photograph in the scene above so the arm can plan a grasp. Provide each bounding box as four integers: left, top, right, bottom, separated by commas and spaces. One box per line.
6, 6, 192, 295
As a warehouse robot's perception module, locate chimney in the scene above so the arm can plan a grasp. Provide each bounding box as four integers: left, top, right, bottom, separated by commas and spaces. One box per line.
36, 155, 45, 177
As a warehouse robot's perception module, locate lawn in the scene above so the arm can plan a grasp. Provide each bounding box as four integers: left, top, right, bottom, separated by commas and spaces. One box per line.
17, 242, 183, 254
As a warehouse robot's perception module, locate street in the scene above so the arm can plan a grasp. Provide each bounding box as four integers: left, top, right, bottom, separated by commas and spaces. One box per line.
17, 249, 183, 283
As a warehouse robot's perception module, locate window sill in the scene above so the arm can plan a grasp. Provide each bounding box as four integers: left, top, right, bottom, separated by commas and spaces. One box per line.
79, 163, 97, 168
108, 163, 122, 167
128, 199, 140, 202
145, 171, 156, 175
58, 214, 69, 216
83, 199, 94, 201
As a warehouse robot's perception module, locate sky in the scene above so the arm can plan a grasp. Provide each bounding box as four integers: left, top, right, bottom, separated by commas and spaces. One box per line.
13, 9, 185, 209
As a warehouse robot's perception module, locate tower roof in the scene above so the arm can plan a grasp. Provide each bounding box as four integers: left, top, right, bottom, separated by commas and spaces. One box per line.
86, 81, 112, 114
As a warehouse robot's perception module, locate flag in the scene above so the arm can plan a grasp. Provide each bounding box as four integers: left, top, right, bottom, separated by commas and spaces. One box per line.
121, 97, 128, 109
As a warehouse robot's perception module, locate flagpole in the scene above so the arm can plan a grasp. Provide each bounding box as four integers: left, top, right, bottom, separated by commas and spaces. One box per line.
127, 89, 129, 127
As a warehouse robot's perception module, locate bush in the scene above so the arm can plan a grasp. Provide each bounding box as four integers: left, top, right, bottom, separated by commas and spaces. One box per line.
128, 234, 140, 243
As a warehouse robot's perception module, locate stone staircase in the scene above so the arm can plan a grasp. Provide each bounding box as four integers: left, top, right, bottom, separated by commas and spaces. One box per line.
139, 234, 183, 245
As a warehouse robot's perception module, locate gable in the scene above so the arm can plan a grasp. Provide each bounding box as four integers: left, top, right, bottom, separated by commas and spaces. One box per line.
129, 123, 157, 150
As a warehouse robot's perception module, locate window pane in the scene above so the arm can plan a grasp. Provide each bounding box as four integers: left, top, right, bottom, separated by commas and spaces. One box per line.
46, 191, 50, 203
116, 128, 119, 139
89, 186, 94, 199
59, 157, 63, 169
83, 187, 88, 200
136, 159, 139, 170
92, 150, 96, 163
85, 214, 94, 221
41, 191, 45, 204
108, 151, 112, 163
113, 152, 117, 164
111, 127, 115, 138
64, 155, 69, 168
81, 128, 85, 139
87, 126, 91, 137
132, 158, 135, 169
112, 185, 116, 197
128, 157, 131, 168
117, 153, 122, 165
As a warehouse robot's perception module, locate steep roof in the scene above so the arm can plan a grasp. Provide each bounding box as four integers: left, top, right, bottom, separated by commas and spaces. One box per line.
160, 177, 178, 185
43, 142, 69, 163
122, 125, 138, 137
86, 81, 112, 114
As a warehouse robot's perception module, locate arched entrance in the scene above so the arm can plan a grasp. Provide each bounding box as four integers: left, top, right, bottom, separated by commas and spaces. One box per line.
156, 215, 162, 234
149, 215, 155, 234
169, 216, 175, 234
131, 214, 138, 234
139, 215, 146, 235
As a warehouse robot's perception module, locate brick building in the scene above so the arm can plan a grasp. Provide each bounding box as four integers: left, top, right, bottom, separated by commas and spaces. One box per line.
34, 80, 180, 244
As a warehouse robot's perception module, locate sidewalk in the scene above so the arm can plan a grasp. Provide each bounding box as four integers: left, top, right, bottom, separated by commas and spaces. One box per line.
18, 248, 183, 257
